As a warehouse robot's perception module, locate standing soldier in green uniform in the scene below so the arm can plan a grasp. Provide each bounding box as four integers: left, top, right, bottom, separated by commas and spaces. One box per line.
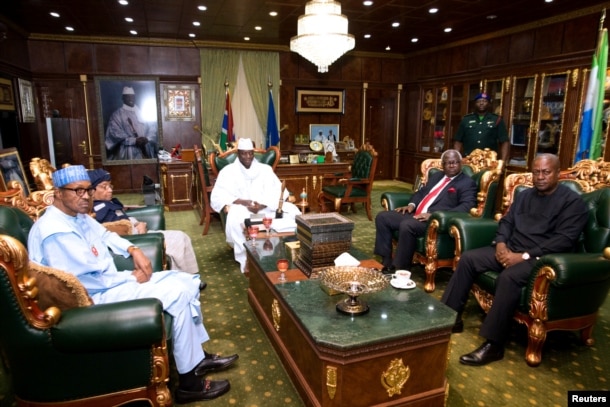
453, 92, 509, 163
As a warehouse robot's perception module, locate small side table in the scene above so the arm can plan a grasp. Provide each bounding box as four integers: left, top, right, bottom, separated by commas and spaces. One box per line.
160, 160, 193, 211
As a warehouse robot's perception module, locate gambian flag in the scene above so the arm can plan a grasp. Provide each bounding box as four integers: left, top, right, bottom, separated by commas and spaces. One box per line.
576, 28, 608, 162
220, 89, 234, 151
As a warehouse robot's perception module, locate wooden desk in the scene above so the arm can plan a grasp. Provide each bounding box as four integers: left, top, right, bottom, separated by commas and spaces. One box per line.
276, 163, 351, 212
246, 242, 455, 407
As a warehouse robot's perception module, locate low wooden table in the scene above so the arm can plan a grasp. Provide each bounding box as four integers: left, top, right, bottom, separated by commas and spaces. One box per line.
246, 241, 456, 407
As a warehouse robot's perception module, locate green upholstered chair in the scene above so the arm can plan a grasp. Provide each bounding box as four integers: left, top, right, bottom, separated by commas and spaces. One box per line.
379, 148, 504, 292
0, 205, 173, 406
209, 145, 281, 178
318, 143, 379, 220
449, 172, 610, 366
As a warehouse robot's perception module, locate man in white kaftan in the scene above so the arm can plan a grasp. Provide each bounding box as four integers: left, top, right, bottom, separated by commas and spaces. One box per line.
210, 138, 300, 273
27, 165, 237, 403
105, 86, 158, 160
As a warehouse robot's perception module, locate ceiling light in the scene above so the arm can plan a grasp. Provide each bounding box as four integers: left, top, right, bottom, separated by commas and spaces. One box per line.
269, 11, 278, 17
244, 37, 251, 41
364, 34, 371, 39
429, 8, 439, 14
193, 21, 201, 26
198, 5, 207, 11
385, 46, 391, 51
130, 30, 137, 35
363, 1, 373, 6
125, 17, 133, 23
118, 0, 128, 5
255, 26, 262, 31
392, 22, 400, 28
189, 33, 196, 38
290, 0, 355, 73
65, 26, 74, 32
444, 27, 452, 33
486, 15, 497, 20
50, 12, 60, 18
411, 38, 418, 43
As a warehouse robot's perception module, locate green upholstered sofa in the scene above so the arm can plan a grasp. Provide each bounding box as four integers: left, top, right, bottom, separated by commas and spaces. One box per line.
449, 171, 610, 366
0, 204, 173, 406
379, 148, 504, 292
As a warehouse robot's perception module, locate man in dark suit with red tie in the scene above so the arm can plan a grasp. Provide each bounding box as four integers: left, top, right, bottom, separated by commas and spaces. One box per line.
374, 149, 477, 274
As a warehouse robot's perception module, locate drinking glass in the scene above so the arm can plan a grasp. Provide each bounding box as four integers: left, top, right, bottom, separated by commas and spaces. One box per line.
277, 259, 289, 283
248, 226, 259, 246
262, 216, 273, 236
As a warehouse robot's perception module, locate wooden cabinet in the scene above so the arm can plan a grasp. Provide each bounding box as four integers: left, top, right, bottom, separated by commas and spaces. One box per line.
160, 160, 193, 211
275, 162, 351, 212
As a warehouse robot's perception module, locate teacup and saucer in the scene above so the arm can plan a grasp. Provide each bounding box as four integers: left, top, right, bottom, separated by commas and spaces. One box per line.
390, 270, 416, 290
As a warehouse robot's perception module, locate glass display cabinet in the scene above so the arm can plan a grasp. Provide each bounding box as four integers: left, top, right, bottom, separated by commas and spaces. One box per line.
421, 87, 435, 153
508, 75, 538, 167
535, 72, 568, 157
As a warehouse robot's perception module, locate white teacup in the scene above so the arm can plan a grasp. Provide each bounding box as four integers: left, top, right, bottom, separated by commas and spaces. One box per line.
392, 270, 412, 284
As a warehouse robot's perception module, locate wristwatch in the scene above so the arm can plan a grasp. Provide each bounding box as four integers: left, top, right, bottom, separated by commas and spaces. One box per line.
522, 252, 530, 260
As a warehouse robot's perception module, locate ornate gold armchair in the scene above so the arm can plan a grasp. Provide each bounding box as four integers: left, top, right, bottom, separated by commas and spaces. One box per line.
0, 204, 173, 406
449, 163, 610, 366
379, 148, 504, 292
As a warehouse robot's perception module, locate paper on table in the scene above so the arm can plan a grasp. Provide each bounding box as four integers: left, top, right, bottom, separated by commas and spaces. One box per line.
334, 252, 360, 267
271, 217, 297, 233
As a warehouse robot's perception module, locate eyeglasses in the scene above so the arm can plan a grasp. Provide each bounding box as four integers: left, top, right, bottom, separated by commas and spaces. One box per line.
97, 183, 114, 190
60, 187, 96, 197
442, 160, 460, 166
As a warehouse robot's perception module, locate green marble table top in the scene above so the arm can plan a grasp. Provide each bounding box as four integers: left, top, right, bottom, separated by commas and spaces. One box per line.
274, 279, 456, 351
246, 238, 456, 351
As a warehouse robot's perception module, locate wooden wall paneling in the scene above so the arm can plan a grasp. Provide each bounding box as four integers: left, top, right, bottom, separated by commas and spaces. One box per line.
562, 14, 600, 54
449, 46, 469, 74
150, 47, 180, 76
484, 36, 511, 67
28, 41, 66, 73
95, 44, 122, 73
120, 45, 150, 74
176, 48, 201, 76
361, 56, 381, 83
508, 31, 536, 63
381, 58, 404, 83
341, 55, 363, 81
533, 23, 565, 59
65, 43, 94, 73
466, 43, 486, 72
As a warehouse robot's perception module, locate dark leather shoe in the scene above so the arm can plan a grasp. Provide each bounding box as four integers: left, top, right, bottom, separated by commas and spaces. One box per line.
381, 266, 396, 275
459, 341, 504, 366
199, 281, 207, 291
451, 319, 464, 333
194, 351, 239, 376
175, 379, 230, 403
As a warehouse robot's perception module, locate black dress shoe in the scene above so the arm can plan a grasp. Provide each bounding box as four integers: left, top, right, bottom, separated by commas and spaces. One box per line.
194, 351, 239, 376
381, 266, 396, 275
459, 341, 504, 366
451, 319, 464, 333
175, 379, 230, 403
199, 281, 207, 291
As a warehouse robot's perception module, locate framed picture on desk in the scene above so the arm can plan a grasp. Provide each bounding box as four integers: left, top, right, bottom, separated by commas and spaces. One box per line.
310, 124, 339, 143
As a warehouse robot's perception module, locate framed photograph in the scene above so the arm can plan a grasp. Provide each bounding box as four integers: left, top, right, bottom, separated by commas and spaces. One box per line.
0, 78, 15, 111
289, 154, 300, 164
164, 84, 196, 121
18, 78, 35, 122
310, 124, 339, 142
0, 147, 30, 195
296, 88, 344, 113
95, 76, 162, 165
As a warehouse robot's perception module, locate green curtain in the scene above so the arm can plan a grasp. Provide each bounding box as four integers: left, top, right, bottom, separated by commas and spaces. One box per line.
199, 49, 279, 151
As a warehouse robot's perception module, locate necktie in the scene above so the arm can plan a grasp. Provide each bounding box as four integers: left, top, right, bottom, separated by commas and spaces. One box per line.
415, 177, 451, 215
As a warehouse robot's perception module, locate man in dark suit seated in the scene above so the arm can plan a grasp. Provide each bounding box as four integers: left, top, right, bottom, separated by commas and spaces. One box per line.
374, 149, 477, 274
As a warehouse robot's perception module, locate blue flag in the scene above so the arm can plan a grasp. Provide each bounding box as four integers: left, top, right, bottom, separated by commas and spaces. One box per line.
266, 89, 279, 148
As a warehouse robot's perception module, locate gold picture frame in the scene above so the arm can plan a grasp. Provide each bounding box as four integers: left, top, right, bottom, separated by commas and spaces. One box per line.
0, 147, 30, 195
0, 78, 15, 111
18, 78, 35, 122
164, 84, 196, 121
296, 88, 344, 113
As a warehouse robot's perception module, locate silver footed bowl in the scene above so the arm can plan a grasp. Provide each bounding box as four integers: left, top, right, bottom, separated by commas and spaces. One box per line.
319, 266, 389, 296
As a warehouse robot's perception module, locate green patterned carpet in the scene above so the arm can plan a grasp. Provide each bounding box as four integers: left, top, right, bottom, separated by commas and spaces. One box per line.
0, 180, 607, 407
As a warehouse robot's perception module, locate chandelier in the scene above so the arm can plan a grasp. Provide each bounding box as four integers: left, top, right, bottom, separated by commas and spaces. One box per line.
290, 0, 355, 73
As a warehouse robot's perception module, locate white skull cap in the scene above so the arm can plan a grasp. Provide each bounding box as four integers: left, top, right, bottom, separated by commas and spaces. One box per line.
237, 138, 254, 150
122, 86, 135, 95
